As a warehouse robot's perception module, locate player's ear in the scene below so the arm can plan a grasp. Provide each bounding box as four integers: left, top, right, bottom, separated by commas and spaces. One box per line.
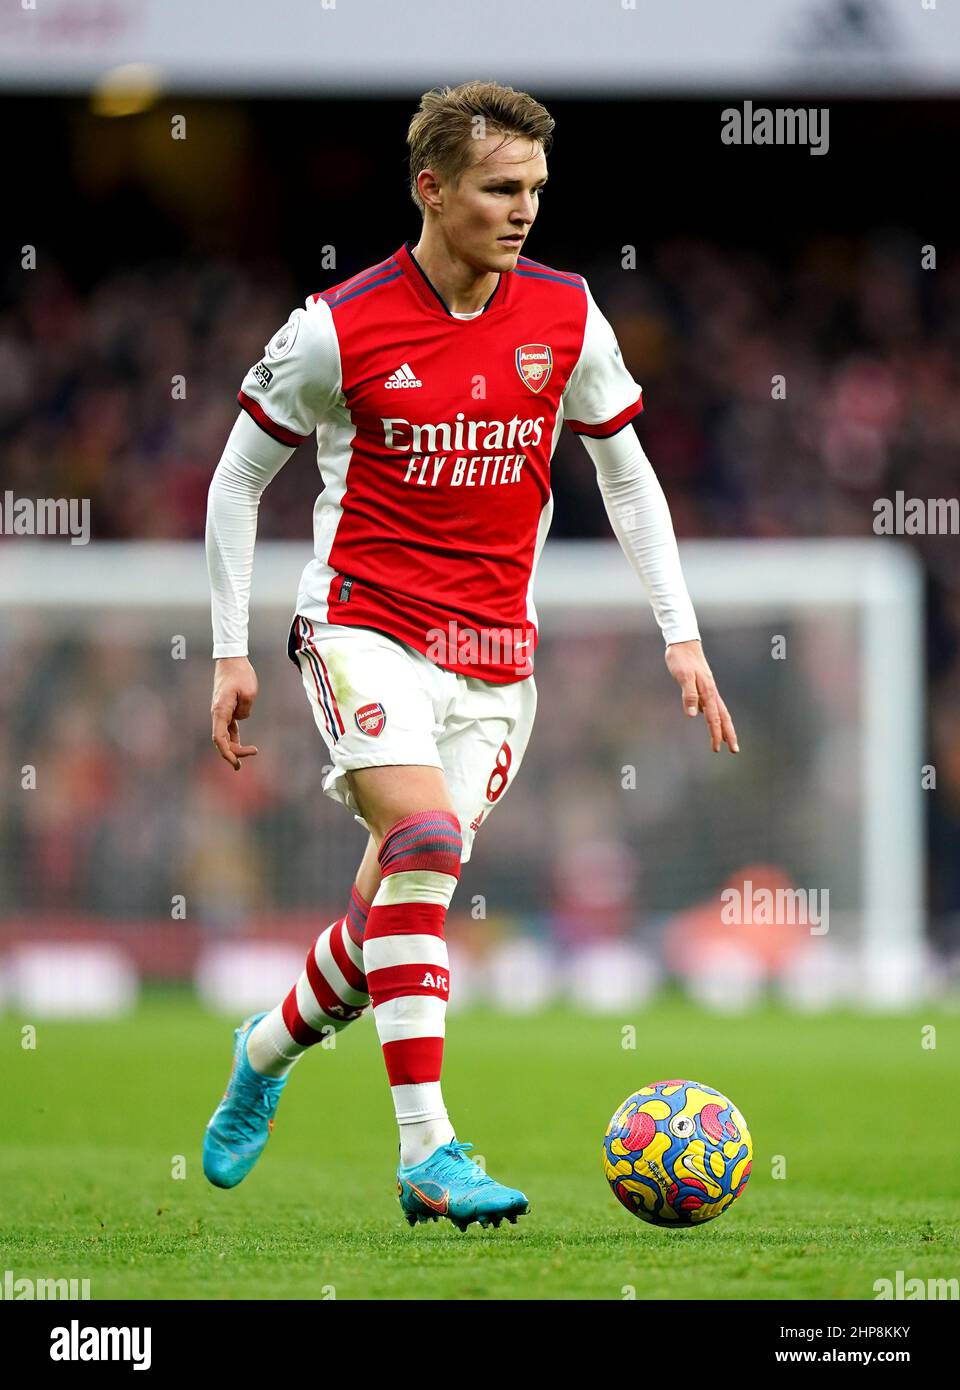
417, 167, 442, 213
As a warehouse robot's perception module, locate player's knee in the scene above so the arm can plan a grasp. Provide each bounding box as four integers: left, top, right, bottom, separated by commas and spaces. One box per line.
377, 808, 462, 880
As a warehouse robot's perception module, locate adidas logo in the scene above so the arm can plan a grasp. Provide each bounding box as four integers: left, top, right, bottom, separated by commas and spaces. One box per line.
384, 362, 422, 389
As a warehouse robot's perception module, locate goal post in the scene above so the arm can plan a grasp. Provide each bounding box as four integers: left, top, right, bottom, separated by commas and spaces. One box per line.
534, 539, 925, 1004
0, 537, 925, 1007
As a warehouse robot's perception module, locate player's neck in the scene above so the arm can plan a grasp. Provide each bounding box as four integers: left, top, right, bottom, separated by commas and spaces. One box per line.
409, 232, 500, 316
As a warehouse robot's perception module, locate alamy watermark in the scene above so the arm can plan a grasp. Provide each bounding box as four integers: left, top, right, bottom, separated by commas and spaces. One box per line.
721, 101, 829, 156
721, 881, 829, 935
0, 492, 90, 545
426, 620, 533, 677
1, 1268, 91, 1299
874, 1270, 958, 1300
873, 492, 959, 535
50, 1320, 151, 1370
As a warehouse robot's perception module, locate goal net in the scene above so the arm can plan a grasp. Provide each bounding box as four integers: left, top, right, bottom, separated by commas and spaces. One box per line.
0, 538, 925, 1011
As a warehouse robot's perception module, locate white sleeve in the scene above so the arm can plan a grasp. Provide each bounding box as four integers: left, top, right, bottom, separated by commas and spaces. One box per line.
562, 280, 644, 438
580, 424, 701, 647
236, 294, 343, 446
206, 294, 343, 658
205, 411, 294, 658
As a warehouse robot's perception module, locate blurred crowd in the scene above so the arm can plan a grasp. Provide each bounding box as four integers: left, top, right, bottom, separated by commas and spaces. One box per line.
0, 615, 859, 957
1, 234, 959, 949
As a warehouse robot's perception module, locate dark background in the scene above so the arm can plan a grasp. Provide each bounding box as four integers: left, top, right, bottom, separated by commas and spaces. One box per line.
2, 93, 958, 942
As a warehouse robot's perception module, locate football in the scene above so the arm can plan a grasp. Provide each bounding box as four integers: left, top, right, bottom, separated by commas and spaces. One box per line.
602, 1079, 752, 1225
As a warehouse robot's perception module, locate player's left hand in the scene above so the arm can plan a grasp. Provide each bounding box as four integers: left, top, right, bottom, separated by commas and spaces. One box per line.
665, 639, 739, 754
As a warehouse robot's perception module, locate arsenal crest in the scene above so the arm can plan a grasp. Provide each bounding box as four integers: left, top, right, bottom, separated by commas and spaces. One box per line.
515, 343, 553, 393
355, 702, 386, 737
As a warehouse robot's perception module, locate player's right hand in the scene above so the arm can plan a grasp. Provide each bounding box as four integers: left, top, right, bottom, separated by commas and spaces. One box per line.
211, 656, 260, 771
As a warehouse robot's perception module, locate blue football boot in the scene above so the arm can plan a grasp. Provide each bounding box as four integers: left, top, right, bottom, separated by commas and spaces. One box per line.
203, 1013, 288, 1189
397, 1140, 530, 1231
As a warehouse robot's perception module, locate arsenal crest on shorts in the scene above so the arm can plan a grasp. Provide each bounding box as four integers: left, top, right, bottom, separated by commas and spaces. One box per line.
355, 702, 386, 737
515, 343, 553, 393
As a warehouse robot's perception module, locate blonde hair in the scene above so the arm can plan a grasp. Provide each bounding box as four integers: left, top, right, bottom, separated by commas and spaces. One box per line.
406, 80, 555, 213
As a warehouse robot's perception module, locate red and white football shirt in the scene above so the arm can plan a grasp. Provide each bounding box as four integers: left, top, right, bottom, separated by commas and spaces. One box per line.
237, 240, 643, 684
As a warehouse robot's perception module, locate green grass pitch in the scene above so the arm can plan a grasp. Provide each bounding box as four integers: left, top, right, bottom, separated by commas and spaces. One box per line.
2, 994, 957, 1300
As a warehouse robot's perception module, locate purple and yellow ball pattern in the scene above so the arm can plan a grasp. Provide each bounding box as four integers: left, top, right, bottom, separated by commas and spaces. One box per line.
602, 1080, 752, 1226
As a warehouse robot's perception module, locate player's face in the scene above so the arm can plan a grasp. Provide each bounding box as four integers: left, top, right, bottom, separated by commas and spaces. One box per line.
444, 135, 548, 272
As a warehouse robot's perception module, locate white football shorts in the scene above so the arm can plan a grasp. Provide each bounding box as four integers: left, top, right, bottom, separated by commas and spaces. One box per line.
288, 615, 537, 862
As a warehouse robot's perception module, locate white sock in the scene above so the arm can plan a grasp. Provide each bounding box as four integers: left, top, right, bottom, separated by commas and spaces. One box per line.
246, 1007, 305, 1079
395, 1082, 455, 1167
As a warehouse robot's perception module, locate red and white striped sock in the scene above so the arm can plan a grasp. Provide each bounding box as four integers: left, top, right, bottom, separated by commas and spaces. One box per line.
363, 809, 462, 1168
246, 883, 371, 1078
